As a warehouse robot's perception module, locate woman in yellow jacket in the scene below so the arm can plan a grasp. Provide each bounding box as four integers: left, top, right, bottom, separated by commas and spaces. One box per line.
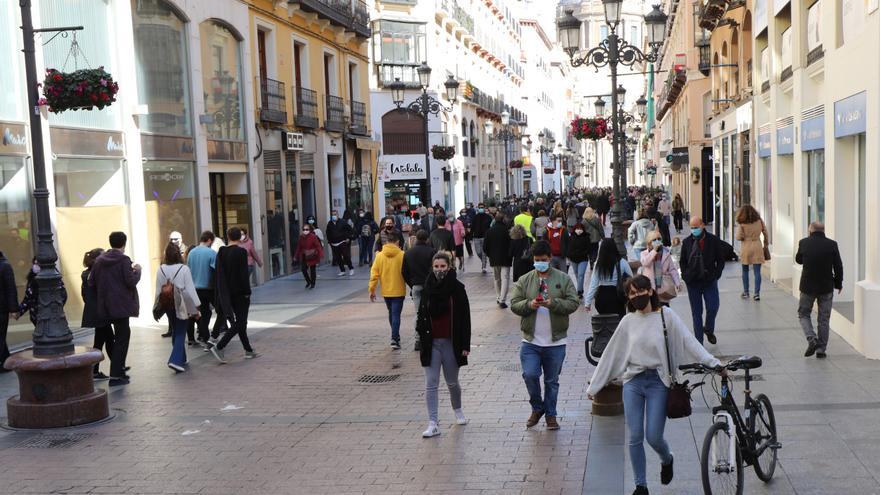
369, 237, 407, 349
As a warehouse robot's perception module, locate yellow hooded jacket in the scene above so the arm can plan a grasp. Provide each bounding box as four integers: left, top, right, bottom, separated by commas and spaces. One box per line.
369, 243, 406, 297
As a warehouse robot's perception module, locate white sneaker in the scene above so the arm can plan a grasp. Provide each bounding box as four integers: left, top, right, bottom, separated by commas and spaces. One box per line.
337, 272, 346, 277
454, 409, 469, 425
422, 422, 440, 438
348, 269, 354, 276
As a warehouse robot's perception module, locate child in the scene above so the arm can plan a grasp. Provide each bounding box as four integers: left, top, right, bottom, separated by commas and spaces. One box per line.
670, 236, 682, 266
18, 258, 67, 326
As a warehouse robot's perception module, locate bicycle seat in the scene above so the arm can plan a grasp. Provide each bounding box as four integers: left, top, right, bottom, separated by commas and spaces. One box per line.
730, 355, 762, 370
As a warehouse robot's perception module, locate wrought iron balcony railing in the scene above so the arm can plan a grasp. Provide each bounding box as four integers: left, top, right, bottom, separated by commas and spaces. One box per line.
350, 100, 368, 135
295, 86, 319, 128
259, 77, 287, 124
290, 0, 370, 38
325, 95, 346, 132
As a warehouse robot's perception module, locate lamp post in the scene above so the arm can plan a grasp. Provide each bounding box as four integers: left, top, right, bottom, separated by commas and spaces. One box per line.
388, 62, 459, 206
484, 110, 524, 198
558, 0, 667, 257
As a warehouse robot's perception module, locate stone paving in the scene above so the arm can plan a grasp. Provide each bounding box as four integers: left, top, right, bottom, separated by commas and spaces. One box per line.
0, 254, 879, 494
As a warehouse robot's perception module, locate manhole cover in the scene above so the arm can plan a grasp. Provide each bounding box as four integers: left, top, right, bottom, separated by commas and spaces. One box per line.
498, 363, 521, 372
357, 374, 400, 384
15, 433, 94, 449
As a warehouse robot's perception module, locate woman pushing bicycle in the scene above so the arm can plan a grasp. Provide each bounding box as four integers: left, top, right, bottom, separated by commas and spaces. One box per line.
586, 275, 720, 495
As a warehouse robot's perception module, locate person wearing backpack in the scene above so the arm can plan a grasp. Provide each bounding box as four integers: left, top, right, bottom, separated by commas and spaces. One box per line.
155, 242, 201, 373
355, 210, 378, 266
680, 217, 726, 345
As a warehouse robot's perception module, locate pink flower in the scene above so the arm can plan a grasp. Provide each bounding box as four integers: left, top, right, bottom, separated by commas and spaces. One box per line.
37, 98, 48, 106
100, 78, 108, 87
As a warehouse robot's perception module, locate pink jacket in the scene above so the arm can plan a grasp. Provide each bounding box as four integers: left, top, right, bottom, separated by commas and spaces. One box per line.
451, 220, 466, 246
639, 247, 681, 289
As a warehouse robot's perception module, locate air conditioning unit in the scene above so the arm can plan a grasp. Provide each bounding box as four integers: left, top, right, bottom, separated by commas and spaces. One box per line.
283, 131, 304, 151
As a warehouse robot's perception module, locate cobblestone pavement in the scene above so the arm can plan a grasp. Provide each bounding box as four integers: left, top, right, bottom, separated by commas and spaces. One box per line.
1, 254, 880, 494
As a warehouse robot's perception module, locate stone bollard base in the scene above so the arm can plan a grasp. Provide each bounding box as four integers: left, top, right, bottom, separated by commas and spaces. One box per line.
591, 382, 624, 416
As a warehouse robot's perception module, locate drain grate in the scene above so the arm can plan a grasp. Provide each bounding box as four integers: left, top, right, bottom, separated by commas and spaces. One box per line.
497, 363, 521, 372
15, 433, 94, 449
357, 374, 400, 384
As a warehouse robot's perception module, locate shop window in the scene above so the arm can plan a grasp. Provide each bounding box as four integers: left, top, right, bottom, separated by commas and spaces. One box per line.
0, 157, 32, 289
0, 2, 25, 122
132, 0, 191, 136
805, 150, 825, 224
143, 161, 197, 273
200, 21, 245, 142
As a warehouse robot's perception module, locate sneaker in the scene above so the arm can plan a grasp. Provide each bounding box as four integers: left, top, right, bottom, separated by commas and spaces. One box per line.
349, 269, 354, 276
454, 409, 469, 425
337, 272, 346, 277
481, 269, 487, 274
499, 302, 508, 309
203, 342, 214, 352
161, 331, 172, 338
526, 411, 544, 428
546, 416, 560, 430
816, 351, 827, 359
187, 340, 197, 347
804, 340, 819, 357
92, 371, 109, 380
705, 331, 717, 345
414, 340, 421, 351
661, 454, 674, 485
390, 340, 401, 350
108, 377, 130, 387
210, 345, 227, 363
741, 291, 749, 299
244, 351, 261, 359
167, 363, 185, 373
422, 421, 440, 438
632, 486, 649, 495
754, 293, 761, 301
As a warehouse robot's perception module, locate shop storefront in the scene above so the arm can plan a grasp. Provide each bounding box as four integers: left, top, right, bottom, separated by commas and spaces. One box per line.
800, 108, 825, 225
380, 154, 426, 213
833, 91, 868, 284
757, 126, 772, 244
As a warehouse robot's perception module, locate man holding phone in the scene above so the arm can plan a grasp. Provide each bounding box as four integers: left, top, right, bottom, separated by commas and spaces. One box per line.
510, 240, 579, 430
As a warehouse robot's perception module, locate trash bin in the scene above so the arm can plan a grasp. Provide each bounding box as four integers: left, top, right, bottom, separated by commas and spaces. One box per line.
585, 313, 624, 416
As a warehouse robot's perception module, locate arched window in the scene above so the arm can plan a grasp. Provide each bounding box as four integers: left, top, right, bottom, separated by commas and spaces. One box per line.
382, 109, 425, 154
721, 42, 729, 99
742, 11, 753, 87
469, 121, 477, 157
133, 0, 191, 136
461, 118, 469, 156
730, 29, 740, 95
200, 20, 245, 141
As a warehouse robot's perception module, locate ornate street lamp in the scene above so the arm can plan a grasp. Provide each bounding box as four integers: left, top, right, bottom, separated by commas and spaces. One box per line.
558, 3, 667, 256
636, 95, 647, 117
486, 108, 523, 197
594, 96, 606, 118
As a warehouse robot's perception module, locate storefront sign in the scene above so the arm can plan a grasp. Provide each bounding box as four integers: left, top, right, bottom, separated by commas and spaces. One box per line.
758, 132, 771, 158
140, 134, 195, 161
379, 154, 426, 181
207, 139, 247, 162
776, 126, 794, 155
355, 138, 380, 151
801, 116, 825, 151
834, 91, 867, 138
754, 0, 769, 38
667, 147, 689, 164
283, 131, 304, 151
50, 126, 125, 158
0, 122, 28, 155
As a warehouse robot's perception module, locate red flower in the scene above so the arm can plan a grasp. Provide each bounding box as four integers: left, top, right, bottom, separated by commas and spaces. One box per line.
53, 74, 62, 82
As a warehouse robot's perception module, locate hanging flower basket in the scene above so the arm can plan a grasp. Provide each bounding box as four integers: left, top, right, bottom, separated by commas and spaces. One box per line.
543, 168, 556, 174
431, 145, 455, 160
40, 67, 119, 113
570, 117, 608, 141
508, 159, 524, 169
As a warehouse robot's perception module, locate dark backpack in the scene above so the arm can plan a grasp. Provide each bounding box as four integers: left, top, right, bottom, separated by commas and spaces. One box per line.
158, 266, 183, 311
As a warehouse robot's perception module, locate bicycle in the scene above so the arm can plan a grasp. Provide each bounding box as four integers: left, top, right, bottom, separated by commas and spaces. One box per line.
679, 356, 782, 495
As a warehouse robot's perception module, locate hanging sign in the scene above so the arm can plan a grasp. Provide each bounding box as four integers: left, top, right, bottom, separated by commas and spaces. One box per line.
834, 91, 867, 138
379, 154, 427, 181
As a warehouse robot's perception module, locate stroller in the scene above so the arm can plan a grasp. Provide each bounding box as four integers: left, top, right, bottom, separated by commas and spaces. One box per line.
585, 313, 621, 366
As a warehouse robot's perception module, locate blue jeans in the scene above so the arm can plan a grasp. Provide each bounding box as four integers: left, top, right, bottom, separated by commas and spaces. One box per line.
359, 236, 373, 265
624, 370, 673, 487
520, 342, 566, 417
741, 264, 761, 294
424, 338, 461, 423
574, 261, 590, 294
384, 296, 405, 342
166, 312, 188, 367
686, 279, 720, 344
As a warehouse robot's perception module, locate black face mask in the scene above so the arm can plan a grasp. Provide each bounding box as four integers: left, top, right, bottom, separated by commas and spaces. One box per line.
385, 225, 394, 231
628, 294, 651, 312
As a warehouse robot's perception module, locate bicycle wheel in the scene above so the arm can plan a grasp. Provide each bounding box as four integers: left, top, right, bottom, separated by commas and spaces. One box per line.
750, 393, 778, 482
701, 421, 743, 495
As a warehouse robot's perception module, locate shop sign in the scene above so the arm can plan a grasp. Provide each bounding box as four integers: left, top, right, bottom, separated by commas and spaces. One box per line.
776, 126, 794, 155
666, 147, 689, 164
50, 126, 125, 158
801, 116, 825, 151
140, 134, 195, 161
379, 154, 426, 181
207, 139, 247, 162
758, 132, 771, 158
283, 131, 304, 151
0, 122, 28, 155
834, 91, 867, 138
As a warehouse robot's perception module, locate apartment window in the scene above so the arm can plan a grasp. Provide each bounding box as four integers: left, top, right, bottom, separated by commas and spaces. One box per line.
630, 25, 638, 46
839, 0, 867, 47
373, 21, 426, 65
600, 25, 608, 41
780, 28, 792, 70
806, 1, 824, 63
461, 119, 469, 157
294, 42, 305, 90
760, 47, 770, 83
200, 21, 245, 141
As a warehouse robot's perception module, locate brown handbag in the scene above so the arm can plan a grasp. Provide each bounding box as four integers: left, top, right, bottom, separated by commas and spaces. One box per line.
763, 245, 771, 261
662, 308, 692, 419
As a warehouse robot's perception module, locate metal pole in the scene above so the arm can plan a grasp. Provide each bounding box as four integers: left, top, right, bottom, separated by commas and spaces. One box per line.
503, 136, 510, 198
20, 0, 75, 357
607, 32, 627, 258
421, 89, 432, 206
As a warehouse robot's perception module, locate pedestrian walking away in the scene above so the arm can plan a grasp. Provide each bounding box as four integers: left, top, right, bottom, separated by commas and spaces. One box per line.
508, 223, 533, 283
327, 209, 355, 276
679, 217, 725, 345
514, 204, 535, 241
239, 227, 263, 285
82, 248, 113, 379
154, 242, 201, 373
428, 216, 455, 256
628, 209, 655, 261
448, 214, 467, 271
369, 236, 407, 349
90, 232, 141, 386
210, 227, 259, 363
585, 239, 632, 317
294, 225, 324, 289
403, 228, 436, 351
417, 252, 471, 438
470, 203, 493, 273
483, 214, 512, 308
672, 194, 685, 233
186, 231, 224, 345
735, 205, 769, 301
510, 240, 580, 430
638, 231, 682, 305
354, 210, 378, 266
587, 275, 720, 495
581, 207, 604, 268
796, 221, 843, 359
565, 223, 591, 298
457, 208, 473, 258
531, 209, 550, 240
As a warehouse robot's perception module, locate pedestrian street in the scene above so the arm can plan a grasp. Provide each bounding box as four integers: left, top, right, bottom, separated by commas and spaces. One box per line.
0, 256, 878, 494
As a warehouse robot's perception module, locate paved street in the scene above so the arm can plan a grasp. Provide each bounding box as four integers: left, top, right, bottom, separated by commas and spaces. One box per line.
1, 255, 880, 494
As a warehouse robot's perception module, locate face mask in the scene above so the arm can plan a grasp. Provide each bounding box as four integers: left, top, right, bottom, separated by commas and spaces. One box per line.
628, 294, 651, 311
359, 213, 365, 218
433, 269, 447, 280
478, 208, 485, 213
330, 215, 338, 221
308, 219, 315, 225
32, 264, 40, 274
691, 227, 703, 237
533, 261, 550, 273
575, 229, 584, 235
302, 230, 310, 235
385, 225, 394, 231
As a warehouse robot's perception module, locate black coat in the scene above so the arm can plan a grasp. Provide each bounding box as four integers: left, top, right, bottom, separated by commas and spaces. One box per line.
326, 220, 354, 244
483, 222, 512, 267
796, 232, 843, 295
429, 228, 455, 253
0, 254, 16, 314
680, 232, 726, 285
90, 249, 141, 320
509, 237, 533, 281
80, 269, 106, 328
420, 215, 438, 233
416, 273, 471, 367
470, 213, 493, 238
565, 232, 592, 263
402, 242, 436, 287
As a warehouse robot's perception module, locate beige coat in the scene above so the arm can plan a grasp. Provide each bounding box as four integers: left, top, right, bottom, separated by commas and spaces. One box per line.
736, 221, 768, 265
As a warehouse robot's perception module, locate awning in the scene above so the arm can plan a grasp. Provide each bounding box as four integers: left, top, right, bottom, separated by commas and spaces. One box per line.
356, 138, 381, 151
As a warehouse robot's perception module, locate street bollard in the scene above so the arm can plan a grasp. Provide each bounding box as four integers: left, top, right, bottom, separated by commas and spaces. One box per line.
586, 313, 624, 416
592, 381, 624, 416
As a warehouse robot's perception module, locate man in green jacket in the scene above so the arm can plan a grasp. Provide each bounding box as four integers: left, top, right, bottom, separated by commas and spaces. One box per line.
510, 240, 579, 430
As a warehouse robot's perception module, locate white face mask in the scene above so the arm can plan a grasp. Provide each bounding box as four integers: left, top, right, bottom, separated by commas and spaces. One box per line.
575, 229, 584, 235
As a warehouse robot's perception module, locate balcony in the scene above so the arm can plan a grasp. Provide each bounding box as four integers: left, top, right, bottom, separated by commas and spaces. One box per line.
698, 0, 730, 31
350, 100, 368, 136
295, 87, 319, 129
377, 63, 422, 88
259, 77, 287, 124
325, 95, 345, 132
761, 81, 770, 93
780, 66, 793, 83
290, 0, 371, 38
807, 45, 824, 66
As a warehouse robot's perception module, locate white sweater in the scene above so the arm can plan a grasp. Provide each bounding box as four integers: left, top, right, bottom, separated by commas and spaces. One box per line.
586, 308, 720, 396
155, 263, 200, 320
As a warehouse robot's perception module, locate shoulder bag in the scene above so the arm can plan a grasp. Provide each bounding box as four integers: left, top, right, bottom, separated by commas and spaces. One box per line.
761, 221, 771, 261
153, 265, 183, 321
662, 308, 692, 419
615, 260, 631, 300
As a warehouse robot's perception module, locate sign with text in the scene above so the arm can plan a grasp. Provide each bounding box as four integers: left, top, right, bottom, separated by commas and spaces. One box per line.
50, 126, 124, 158
667, 147, 689, 164
0, 122, 28, 155
801, 116, 825, 151
379, 154, 427, 181
776, 126, 794, 155
834, 91, 867, 138
758, 132, 771, 158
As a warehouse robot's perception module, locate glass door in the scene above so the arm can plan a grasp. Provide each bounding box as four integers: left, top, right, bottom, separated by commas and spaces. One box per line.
286, 169, 300, 269
264, 169, 286, 279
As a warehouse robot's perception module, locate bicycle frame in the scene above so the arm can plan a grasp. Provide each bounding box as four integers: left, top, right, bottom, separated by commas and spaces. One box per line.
711, 368, 764, 467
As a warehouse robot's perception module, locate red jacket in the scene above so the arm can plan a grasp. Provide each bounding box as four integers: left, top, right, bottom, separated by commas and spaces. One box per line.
294, 233, 323, 266
546, 226, 567, 257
